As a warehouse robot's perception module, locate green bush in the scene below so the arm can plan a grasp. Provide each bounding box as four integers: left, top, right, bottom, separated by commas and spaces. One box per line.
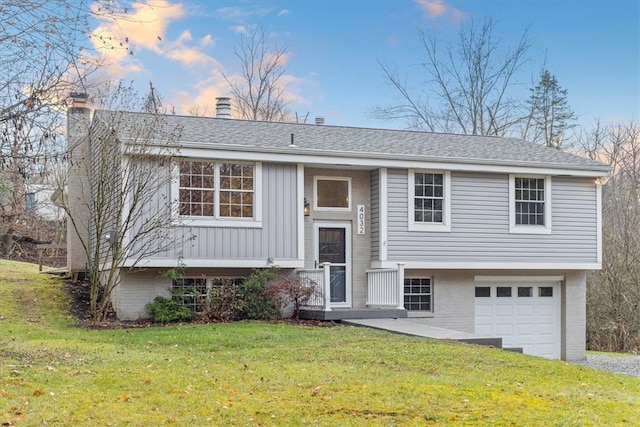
146, 293, 195, 324
234, 266, 280, 320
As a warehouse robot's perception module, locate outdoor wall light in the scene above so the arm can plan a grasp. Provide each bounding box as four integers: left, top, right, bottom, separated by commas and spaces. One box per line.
304, 198, 310, 216
103, 230, 115, 243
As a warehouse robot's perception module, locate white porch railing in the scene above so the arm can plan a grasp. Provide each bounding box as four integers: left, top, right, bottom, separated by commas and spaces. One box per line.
298, 262, 406, 312
297, 262, 332, 312
366, 263, 405, 310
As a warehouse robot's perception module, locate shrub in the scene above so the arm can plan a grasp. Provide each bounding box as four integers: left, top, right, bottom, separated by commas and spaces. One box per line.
234, 266, 280, 320
266, 273, 317, 319
200, 278, 244, 322
146, 291, 195, 324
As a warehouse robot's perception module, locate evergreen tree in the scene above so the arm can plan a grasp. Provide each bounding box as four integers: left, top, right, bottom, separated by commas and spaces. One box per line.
525, 70, 577, 148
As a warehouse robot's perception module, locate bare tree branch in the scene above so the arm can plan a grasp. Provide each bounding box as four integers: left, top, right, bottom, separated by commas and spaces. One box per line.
222, 26, 290, 122
372, 16, 530, 136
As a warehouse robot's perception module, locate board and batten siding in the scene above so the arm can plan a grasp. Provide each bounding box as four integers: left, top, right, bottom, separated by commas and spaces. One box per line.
131, 162, 299, 262
387, 170, 598, 263
370, 169, 380, 260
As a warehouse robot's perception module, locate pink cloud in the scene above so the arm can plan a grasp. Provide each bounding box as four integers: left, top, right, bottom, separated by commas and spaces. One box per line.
415, 0, 467, 22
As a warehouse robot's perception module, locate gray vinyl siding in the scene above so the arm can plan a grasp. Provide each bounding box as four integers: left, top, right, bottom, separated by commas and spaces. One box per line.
387, 170, 598, 263
370, 169, 380, 260
143, 162, 299, 261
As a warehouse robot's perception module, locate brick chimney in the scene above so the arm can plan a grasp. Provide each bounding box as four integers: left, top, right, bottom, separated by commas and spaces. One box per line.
66, 92, 91, 275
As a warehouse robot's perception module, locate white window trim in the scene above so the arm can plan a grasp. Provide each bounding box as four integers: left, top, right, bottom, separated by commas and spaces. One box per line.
509, 174, 551, 234
313, 176, 352, 212
171, 160, 262, 228
404, 276, 434, 313
408, 169, 451, 232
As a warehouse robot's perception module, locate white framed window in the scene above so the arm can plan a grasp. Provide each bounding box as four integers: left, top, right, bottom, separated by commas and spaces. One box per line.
172, 277, 243, 314
314, 176, 351, 211
172, 277, 208, 313
172, 160, 262, 227
408, 169, 451, 232
509, 175, 551, 234
404, 277, 433, 312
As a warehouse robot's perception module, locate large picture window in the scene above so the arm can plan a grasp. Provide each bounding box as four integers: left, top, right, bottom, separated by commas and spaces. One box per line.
509, 175, 551, 234
174, 160, 261, 226
408, 169, 451, 232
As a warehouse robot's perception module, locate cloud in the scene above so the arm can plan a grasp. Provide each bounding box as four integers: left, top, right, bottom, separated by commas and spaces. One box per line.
161, 30, 221, 68
278, 9, 291, 17
215, 7, 251, 21
90, 0, 186, 76
231, 25, 247, 34
200, 34, 215, 47
415, 0, 467, 22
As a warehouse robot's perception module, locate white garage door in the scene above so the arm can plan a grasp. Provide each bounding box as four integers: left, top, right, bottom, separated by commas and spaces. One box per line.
474, 283, 561, 359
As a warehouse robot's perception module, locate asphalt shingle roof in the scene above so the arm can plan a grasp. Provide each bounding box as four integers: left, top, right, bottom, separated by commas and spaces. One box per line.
94, 110, 611, 174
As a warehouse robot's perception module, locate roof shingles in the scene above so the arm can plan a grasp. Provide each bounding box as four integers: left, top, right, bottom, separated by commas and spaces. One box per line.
95, 110, 610, 173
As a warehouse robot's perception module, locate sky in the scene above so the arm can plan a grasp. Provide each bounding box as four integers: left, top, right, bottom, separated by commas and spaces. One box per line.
90, 0, 640, 132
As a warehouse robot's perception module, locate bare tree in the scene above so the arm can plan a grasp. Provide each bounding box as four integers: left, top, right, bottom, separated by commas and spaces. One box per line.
522, 69, 577, 148
0, 0, 130, 162
581, 121, 640, 352
222, 26, 290, 122
0, 0, 134, 255
62, 85, 193, 324
372, 17, 530, 135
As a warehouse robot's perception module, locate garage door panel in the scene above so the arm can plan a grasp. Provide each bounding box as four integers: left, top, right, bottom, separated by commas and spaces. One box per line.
537, 305, 556, 316
496, 305, 514, 316
517, 323, 535, 335
496, 325, 514, 335
517, 305, 535, 316
475, 283, 560, 359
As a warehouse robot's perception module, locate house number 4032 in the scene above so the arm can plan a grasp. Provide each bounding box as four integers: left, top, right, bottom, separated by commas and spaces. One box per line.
357, 205, 365, 235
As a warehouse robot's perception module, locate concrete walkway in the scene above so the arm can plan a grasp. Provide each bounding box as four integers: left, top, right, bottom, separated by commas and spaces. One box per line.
344, 318, 503, 348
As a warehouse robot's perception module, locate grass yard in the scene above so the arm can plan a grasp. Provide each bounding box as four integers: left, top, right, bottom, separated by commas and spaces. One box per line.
1, 260, 639, 426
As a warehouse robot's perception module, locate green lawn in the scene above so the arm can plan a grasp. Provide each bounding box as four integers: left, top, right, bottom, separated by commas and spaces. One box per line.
1, 260, 638, 426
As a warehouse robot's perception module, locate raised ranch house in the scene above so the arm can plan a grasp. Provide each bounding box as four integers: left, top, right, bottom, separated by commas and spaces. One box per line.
66, 96, 610, 361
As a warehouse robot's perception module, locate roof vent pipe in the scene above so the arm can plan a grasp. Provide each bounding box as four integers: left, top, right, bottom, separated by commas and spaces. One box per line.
315, 116, 324, 125
215, 97, 231, 118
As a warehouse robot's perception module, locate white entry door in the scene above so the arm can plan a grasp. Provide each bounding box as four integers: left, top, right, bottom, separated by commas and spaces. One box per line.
475, 283, 561, 359
314, 222, 351, 308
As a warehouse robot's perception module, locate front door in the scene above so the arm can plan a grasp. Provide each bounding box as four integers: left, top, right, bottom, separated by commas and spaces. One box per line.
315, 222, 351, 307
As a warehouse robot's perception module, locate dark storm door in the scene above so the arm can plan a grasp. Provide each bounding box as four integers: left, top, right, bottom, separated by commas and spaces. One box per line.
315, 222, 351, 307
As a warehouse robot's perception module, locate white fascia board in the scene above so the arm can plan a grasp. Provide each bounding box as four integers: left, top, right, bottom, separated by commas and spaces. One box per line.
378, 261, 601, 270
121, 258, 305, 269
474, 275, 565, 283
168, 146, 610, 178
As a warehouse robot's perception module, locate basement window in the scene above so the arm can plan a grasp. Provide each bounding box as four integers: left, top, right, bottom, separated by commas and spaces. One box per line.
404, 277, 433, 312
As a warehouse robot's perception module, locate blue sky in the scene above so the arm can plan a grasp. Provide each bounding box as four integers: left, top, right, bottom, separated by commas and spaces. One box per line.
92, 0, 639, 131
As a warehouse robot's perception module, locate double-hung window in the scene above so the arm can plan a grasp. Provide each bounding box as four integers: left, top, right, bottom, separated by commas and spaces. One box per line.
509, 175, 551, 234
174, 160, 262, 227
404, 277, 433, 312
408, 169, 451, 232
